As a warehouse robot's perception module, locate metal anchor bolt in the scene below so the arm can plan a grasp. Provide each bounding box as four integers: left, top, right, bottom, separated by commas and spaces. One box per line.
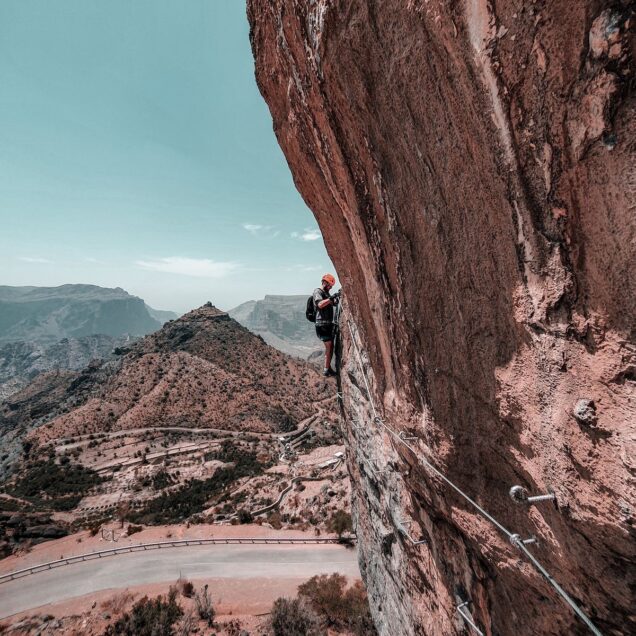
398, 431, 418, 442
395, 518, 428, 546
509, 485, 556, 504
510, 533, 537, 547
457, 601, 484, 636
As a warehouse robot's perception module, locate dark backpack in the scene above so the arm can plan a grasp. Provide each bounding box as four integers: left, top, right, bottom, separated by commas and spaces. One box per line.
305, 295, 316, 322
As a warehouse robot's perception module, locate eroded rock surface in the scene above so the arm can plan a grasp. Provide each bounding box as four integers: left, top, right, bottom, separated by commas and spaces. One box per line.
248, 1, 635, 634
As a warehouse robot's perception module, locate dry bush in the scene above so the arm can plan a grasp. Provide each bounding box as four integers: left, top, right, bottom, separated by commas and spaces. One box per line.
269, 597, 323, 636
101, 590, 136, 615
176, 610, 195, 636
267, 511, 282, 529
194, 583, 215, 627
175, 575, 195, 598
298, 574, 376, 636
103, 587, 182, 636
222, 618, 245, 636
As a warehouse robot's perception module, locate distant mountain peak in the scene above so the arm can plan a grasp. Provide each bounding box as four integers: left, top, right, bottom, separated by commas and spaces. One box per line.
229, 294, 321, 360
0, 284, 177, 344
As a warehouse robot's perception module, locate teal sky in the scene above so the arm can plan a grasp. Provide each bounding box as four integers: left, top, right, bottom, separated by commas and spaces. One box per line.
0, 1, 333, 313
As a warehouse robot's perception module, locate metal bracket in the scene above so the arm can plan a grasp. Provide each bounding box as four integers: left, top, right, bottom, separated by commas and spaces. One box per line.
398, 431, 418, 442
509, 485, 556, 505
396, 518, 427, 546
510, 533, 537, 547
457, 601, 484, 636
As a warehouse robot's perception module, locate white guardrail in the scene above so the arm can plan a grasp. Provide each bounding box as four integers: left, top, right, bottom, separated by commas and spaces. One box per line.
0, 536, 356, 584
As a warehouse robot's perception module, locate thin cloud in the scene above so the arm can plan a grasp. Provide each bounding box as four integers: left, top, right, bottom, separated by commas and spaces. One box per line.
242, 223, 279, 238
286, 264, 324, 272
19, 256, 53, 264
135, 257, 239, 278
291, 228, 322, 241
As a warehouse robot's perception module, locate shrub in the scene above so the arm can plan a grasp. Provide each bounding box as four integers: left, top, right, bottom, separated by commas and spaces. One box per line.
50, 495, 82, 511
237, 509, 253, 524
298, 574, 376, 635
339, 580, 377, 636
151, 471, 171, 490
176, 576, 194, 598
101, 591, 135, 615
327, 511, 352, 539
127, 524, 143, 536
104, 587, 182, 636
194, 584, 215, 627
269, 597, 322, 636
130, 443, 267, 524
17, 459, 101, 494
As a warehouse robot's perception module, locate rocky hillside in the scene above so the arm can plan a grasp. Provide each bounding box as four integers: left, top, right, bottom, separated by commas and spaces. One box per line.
229, 294, 321, 359
0, 285, 176, 344
249, 2, 634, 635
0, 304, 330, 476
27, 304, 329, 444
0, 335, 127, 401
0, 304, 342, 554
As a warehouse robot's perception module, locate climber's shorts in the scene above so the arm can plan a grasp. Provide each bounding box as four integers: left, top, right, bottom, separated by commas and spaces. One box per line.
315, 323, 335, 342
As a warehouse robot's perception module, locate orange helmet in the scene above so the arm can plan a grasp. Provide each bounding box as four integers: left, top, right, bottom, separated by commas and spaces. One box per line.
322, 273, 336, 287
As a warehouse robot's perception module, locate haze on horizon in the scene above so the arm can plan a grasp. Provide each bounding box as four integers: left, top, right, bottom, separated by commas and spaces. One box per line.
0, 1, 333, 314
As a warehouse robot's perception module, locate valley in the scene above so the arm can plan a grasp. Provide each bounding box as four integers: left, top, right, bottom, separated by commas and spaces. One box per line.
1, 304, 349, 544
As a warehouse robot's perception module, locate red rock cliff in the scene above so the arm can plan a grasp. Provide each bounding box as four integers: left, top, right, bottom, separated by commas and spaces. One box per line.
248, 2, 634, 634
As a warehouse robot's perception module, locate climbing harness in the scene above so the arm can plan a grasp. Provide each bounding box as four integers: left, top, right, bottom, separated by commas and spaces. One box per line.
343, 313, 603, 636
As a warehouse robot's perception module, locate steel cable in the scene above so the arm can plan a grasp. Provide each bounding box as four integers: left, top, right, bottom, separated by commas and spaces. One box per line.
344, 312, 602, 636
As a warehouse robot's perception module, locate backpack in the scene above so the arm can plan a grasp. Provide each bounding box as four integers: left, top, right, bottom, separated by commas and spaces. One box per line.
305, 295, 316, 322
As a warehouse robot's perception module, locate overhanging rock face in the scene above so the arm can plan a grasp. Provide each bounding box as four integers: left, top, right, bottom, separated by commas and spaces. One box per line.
248, 2, 635, 634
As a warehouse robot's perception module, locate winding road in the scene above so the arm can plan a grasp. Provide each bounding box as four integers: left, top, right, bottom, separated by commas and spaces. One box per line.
0, 543, 359, 618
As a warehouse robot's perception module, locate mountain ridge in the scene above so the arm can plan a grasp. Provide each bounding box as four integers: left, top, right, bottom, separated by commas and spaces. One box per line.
229, 294, 321, 360
0, 284, 177, 344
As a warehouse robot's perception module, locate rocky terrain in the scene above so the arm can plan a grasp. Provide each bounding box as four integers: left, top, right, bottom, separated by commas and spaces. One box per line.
0, 285, 176, 344
249, 2, 634, 635
0, 334, 128, 401
230, 294, 322, 359
0, 304, 347, 556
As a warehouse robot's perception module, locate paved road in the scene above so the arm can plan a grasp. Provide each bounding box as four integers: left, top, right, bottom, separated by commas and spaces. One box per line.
0, 544, 359, 618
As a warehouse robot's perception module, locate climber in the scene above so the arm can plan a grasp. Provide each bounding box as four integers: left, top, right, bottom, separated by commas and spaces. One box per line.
312, 273, 340, 377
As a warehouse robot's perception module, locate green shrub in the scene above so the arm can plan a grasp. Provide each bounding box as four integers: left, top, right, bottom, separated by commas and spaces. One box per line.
151, 471, 171, 490
131, 442, 266, 524
237, 509, 253, 524
51, 495, 82, 511
327, 511, 352, 539
9, 460, 101, 512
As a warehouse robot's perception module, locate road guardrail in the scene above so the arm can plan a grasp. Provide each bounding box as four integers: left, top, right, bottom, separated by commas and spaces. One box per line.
0, 535, 356, 584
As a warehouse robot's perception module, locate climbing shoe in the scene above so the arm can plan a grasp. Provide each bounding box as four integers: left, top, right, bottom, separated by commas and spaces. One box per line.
323, 367, 338, 377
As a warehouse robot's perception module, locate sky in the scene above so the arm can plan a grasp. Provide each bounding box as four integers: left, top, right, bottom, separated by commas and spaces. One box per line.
0, 1, 333, 313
